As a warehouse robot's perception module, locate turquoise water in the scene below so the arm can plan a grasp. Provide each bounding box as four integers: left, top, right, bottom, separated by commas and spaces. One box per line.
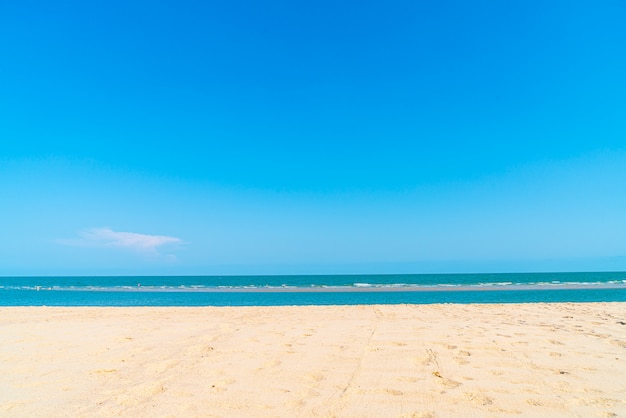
2, 272, 626, 306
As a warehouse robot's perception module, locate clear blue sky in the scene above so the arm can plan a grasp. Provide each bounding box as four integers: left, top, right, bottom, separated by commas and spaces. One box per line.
2, 0, 625, 275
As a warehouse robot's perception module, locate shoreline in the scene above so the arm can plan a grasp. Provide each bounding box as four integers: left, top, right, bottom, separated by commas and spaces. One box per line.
2, 303, 625, 417
10, 282, 626, 292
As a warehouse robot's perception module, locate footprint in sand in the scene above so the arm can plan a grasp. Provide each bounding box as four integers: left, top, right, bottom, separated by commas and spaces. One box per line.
398, 413, 435, 418
210, 378, 235, 393
466, 392, 493, 406
305, 373, 325, 382
151, 359, 179, 373
525, 398, 563, 408
298, 388, 320, 398
574, 396, 618, 407
91, 368, 118, 374
411, 355, 432, 366
116, 381, 166, 405
490, 407, 522, 414
454, 350, 471, 365
210, 385, 226, 393
610, 340, 626, 348
383, 389, 404, 396
286, 399, 307, 408
184, 344, 215, 358
259, 359, 282, 369
112, 336, 134, 344
425, 348, 438, 365
432, 371, 462, 389
442, 378, 462, 389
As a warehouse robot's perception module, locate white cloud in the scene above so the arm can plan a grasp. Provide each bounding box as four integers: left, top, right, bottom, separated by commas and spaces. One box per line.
60, 227, 182, 256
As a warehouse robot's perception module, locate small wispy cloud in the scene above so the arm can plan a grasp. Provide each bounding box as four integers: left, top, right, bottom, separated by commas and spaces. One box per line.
59, 227, 182, 257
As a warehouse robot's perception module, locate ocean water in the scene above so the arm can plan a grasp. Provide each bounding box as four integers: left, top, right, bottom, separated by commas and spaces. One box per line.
1, 272, 626, 306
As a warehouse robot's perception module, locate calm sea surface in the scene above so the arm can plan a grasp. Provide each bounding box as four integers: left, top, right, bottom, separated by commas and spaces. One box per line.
2, 272, 626, 306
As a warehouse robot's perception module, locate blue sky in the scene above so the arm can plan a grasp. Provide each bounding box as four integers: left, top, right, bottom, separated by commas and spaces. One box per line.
1, 0, 625, 275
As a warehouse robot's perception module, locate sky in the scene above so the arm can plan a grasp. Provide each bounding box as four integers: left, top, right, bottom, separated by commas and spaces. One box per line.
1, 0, 626, 276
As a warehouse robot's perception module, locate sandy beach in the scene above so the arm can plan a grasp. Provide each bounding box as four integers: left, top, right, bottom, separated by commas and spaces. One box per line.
1, 303, 625, 417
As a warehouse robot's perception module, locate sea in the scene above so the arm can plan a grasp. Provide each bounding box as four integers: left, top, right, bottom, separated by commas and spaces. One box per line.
2, 272, 626, 306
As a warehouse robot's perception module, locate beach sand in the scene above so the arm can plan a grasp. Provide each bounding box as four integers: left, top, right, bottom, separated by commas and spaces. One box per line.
1, 303, 625, 417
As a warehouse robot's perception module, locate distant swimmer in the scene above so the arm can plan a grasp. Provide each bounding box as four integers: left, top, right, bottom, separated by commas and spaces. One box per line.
137, 283, 141, 288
